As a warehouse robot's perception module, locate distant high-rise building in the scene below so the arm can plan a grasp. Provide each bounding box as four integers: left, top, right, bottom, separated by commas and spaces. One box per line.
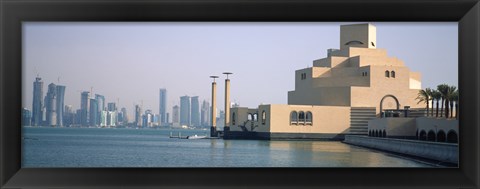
45, 83, 57, 126
89, 99, 98, 127
135, 105, 142, 128
107, 111, 116, 127
143, 110, 154, 127
32, 77, 44, 126
121, 107, 128, 124
22, 108, 32, 126
159, 88, 167, 126
56, 85, 66, 127
95, 94, 105, 125
201, 100, 210, 127
100, 111, 108, 127
107, 102, 117, 112
180, 96, 191, 126
166, 113, 170, 124
106, 102, 117, 125
80, 91, 90, 126
172, 105, 180, 126
95, 94, 105, 111
191, 96, 200, 127
64, 105, 74, 126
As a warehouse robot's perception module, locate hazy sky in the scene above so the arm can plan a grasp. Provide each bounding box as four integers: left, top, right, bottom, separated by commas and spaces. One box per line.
22, 22, 458, 118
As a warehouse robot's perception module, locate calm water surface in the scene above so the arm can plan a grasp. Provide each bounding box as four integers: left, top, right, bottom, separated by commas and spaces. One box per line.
22, 127, 432, 167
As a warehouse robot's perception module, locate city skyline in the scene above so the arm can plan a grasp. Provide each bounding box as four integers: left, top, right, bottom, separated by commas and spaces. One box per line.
23, 22, 458, 118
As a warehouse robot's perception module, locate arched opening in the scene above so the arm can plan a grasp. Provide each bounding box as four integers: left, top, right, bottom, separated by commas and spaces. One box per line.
345, 40, 364, 45
427, 130, 436, 141
416, 130, 419, 138
261, 111, 266, 125
379, 95, 400, 117
375, 130, 379, 137
253, 113, 258, 121
391, 71, 396, 78
298, 111, 305, 125
447, 130, 458, 143
419, 130, 427, 140
232, 112, 236, 125
437, 130, 446, 142
247, 113, 253, 121
290, 111, 298, 125
382, 130, 387, 138
369, 130, 372, 136
385, 70, 390, 77
305, 111, 312, 125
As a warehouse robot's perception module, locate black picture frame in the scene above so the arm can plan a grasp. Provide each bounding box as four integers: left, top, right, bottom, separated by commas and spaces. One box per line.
1, 0, 479, 188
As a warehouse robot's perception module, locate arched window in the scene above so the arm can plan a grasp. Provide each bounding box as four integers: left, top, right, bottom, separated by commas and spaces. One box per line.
375, 130, 379, 137
385, 70, 390, 78
290, 111, 298, 125
253, 113, 258, 121
391, 71, 396, 78
447, 130, 458, 143
419, 130, 427, 140
427, 130, 436, 141
298, 111, 305, 125
382, 130, 387, 138
437, 130, 446, 142
305, 111, 312, 125
247, 113, 253, 121
232, 112, 236, 125
262, 111, 266, 125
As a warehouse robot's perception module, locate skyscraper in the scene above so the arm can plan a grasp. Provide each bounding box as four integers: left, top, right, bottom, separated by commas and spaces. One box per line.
80, 91, 90, 126
135, 105, 142, 128
45, 83, 57, 126
56, 85, 66, 127
107, 102, 117, 112
32, 77, 43, 126
89, 99, 98, 127
172, 105, 179, 126
201, 100, 210, 127
95, 94, 105, 112
191, 96, 200, 127
159, 88, 167, 126
95, 94, 105, 125
180, 96, 191, 126
121, 107, 128, 124
22, 108, 32, 126
107, 102, 117, 125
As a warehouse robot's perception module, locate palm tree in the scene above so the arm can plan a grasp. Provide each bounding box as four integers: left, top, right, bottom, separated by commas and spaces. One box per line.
444, 86, 456, 118
431, 90, 442, 117
452, 90, 459, 119
416, 88, 432, 116
437, 84, 449, 117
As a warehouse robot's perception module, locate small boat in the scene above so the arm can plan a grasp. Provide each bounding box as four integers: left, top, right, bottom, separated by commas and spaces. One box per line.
186, 134, 207, 139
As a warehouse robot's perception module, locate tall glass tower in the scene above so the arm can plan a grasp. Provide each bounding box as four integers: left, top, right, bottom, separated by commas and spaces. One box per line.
180, 96, 190, 126
45, 83, 57, 126
80, 91, 90, 126
191, 96, 200, 127
159, 88, 167, 126
32, 77, 44, 126
56, 85, 66, 127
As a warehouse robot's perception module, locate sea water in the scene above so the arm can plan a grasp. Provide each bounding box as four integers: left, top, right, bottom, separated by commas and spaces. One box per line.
22, 127, 432, 167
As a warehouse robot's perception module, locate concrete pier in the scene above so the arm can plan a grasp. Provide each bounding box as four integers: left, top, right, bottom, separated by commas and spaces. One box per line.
343, 135, 458, 165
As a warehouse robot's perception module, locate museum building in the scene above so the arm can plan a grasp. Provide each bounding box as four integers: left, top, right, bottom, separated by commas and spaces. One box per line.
223, 23, 425, 140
